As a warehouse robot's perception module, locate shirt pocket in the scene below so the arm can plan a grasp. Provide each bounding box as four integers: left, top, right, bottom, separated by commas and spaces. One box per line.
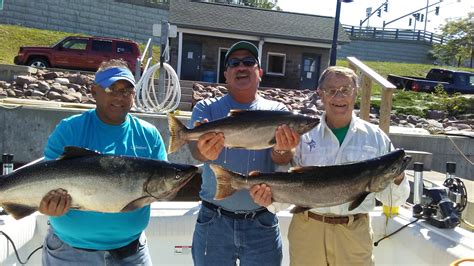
299, 148, 331, 166
344, 145, 379, 162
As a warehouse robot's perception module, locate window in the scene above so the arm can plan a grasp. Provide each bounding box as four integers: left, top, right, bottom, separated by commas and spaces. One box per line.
266, 53, 286, 76
469, 75, 474, 86
91, 40, 113, 52
117, 42, 133, 54
0, 0, 4, 10
61, 39, 88, 50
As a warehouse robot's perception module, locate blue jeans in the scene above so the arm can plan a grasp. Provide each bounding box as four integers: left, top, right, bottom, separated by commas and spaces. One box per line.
192, 204, 282, 266
42, 227, 152, 266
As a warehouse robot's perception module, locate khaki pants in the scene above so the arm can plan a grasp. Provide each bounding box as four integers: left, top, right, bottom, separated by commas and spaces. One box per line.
288, 212, 374, 266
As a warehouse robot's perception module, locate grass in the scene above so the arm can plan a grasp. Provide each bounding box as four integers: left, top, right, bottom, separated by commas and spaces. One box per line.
0, 24, 160, 65
1, 24, 473, 118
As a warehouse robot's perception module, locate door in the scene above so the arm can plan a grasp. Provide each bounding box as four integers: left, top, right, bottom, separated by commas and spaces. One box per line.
218, 49, 228, 83
85, 39, 114, 70
300, 53, 321, 90
52, 38, 88, 69
181, 41, 202, 81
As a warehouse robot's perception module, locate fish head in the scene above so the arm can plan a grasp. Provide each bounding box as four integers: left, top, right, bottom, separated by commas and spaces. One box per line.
291, 115, 320, 135
145, 163, 198, 200
369, 151, 411, 192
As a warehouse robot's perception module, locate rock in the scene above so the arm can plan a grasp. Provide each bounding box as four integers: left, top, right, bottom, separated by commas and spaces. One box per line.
47, 91, 62, 100
37, 81, 50, 93
427, 110, 446, 120
15, 75, 37, 86
455, 124, 471, 130
68, 74, 91, 85
42, 72, 60, 80
31, 90, 45, 97
55, 78, 70, 85
60, 94, 79, 102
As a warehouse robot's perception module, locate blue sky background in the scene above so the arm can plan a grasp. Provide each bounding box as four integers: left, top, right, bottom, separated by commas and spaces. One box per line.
278, 0, 473, 33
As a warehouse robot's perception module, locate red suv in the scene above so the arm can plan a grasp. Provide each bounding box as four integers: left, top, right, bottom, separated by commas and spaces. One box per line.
14, 36, 141, 72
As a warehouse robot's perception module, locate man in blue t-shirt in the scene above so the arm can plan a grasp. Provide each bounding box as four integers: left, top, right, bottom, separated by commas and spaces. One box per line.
189, 41, 300, 266
39, 59, 167, 265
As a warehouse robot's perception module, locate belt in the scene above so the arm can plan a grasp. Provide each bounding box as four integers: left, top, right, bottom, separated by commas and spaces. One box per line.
307, 212, 367, 225
202, 200, 269, 220
74, 237, 141, 260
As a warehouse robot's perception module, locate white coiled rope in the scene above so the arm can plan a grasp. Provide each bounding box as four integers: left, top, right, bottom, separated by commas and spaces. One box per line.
134, 38, 181, 113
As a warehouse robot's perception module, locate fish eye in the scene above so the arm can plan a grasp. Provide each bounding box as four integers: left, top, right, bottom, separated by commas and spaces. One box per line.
175, 174, 181, 180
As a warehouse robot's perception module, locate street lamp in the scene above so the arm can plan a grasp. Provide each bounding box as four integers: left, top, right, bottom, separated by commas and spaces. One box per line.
330, 0, 354, 66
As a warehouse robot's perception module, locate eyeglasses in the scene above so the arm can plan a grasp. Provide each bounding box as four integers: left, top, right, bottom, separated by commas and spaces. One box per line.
104, 86, 135, 97
321, 85, 355, 98
227, 57, 258, 68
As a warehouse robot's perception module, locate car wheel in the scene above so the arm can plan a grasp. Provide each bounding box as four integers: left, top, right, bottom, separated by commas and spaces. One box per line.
28, 59, 50, 68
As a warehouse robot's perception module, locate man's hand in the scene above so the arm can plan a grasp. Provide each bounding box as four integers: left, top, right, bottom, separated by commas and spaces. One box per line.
271, 124, 300, 165
191, 119, 225, 161
274, 124, 300, 151
38, 189, 71, 216
196, 132, 225, 161
249, 184, 272, 207
394, 173, 405, 185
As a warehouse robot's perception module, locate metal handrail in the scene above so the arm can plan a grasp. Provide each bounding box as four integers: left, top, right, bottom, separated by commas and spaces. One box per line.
343, 25, 444, 44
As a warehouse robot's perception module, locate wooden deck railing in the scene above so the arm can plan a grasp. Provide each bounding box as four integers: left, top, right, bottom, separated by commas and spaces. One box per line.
347, 57, 396, 134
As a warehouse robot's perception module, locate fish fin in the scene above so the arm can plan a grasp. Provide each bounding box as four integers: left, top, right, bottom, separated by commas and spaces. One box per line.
290, 206, 310, 214
348, 193, 371, 211
228, 109, 247, 117
1, 203, 37, 220
168, 113, 188, 154
210, 164, 237, 200
288, 166, 318, 173
249, 171, 260, 177
59, 146, 100, 160
121, 197, 155, 212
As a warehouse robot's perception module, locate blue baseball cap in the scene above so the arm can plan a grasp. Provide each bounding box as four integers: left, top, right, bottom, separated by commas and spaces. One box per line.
224, 41, 259, 66
94, 67, 135, 88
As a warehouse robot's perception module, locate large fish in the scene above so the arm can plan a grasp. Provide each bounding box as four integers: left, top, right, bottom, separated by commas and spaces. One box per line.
211, 149, 411, 211
0, 146, 198, 220
168, 110, 320, 153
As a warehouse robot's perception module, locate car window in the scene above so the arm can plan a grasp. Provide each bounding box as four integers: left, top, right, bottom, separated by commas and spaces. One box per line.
469, 75, 474, 86
61, 39, 88, 50
117, 42, 133, 54
91, 40, 113, 52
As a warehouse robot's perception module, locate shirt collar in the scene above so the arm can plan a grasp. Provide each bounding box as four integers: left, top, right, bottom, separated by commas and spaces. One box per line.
320, 112, 368, 138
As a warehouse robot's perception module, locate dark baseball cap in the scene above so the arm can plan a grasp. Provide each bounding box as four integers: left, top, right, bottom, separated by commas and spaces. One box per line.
224, 41, 259, 66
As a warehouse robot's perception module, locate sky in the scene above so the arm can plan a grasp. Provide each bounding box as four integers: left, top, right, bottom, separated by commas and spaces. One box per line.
277, 0, 473, 33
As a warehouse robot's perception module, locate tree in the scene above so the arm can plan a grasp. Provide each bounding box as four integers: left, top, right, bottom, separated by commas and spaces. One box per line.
432, 12, 474, 68
241, 0, 281, 10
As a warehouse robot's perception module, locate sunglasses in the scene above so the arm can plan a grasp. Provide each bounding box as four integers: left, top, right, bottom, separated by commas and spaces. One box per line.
321, 85, 355, 98
227, 57, 258, 68
104, 86, 135, 97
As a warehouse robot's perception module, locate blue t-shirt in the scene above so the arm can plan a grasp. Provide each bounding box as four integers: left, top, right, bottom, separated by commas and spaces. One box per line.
44, 109, 167, 250
190, 95, 287, 211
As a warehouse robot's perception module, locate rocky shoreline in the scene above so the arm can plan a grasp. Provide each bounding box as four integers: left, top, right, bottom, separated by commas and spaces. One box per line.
0, 70, 472, 135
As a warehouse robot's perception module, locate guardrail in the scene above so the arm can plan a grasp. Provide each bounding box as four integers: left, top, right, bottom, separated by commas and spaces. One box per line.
343, 25, 444, 44
347, 56, 396, 134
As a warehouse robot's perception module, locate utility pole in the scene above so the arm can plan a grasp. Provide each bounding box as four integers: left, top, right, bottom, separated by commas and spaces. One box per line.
423, 0, 429, 33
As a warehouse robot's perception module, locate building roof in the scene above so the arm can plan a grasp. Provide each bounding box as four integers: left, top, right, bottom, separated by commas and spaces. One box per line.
170, 0, 350, 44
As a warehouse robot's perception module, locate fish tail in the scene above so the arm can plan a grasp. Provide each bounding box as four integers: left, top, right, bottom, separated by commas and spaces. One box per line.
168, 113, 188, 154
211, 164, 237, 200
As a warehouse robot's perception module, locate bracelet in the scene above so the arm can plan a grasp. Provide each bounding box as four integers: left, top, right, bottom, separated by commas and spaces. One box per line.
272, 147, 290, 156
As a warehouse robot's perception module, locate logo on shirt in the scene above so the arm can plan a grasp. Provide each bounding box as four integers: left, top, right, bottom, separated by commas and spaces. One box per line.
305, 139, 316, 152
